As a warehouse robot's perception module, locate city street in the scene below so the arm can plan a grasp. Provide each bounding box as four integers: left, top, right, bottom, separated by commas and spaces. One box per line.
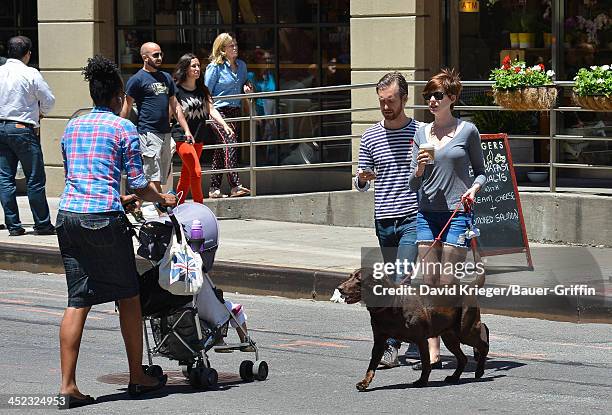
0, 269, 610, 414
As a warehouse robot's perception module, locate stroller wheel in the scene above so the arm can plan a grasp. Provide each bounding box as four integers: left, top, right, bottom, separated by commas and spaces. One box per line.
145, 364, 164, 377
189, 368, 202, 388
253, 360, 269, 381
201, 368, 218, 387
239, 360, 254, 382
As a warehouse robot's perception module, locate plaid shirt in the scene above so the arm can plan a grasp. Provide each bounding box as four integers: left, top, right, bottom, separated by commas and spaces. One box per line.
59, 107, 148, 213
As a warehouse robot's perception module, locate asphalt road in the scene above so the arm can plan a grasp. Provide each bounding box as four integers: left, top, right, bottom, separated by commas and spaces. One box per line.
0, 269, 610, 414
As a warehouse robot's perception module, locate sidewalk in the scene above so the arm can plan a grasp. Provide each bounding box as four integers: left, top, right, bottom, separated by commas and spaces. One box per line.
0, 197, 610, 322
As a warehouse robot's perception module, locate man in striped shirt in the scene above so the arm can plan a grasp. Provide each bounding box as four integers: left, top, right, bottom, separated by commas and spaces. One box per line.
354, 72, 423, 368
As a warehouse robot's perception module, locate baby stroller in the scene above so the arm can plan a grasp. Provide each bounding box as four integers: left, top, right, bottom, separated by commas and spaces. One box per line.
135, 202, 269, 388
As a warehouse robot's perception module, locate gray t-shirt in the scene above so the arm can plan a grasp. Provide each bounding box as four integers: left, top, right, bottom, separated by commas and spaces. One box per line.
408, 121, 486, 212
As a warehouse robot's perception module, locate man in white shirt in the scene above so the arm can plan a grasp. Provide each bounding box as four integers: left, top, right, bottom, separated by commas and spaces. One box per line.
0, 36, 56, 236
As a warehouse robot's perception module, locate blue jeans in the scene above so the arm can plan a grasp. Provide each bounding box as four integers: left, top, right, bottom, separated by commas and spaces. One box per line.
375, 214, 417, 349
0, 121, 52, 231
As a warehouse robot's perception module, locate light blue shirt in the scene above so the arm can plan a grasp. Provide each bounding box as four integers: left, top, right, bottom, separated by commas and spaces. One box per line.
204, 59, 248, 108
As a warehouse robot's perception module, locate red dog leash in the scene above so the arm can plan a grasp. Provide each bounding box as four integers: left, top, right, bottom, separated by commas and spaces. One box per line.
399, 195, 475, 285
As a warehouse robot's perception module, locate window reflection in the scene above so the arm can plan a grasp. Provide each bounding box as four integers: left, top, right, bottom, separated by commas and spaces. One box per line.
155, 0, 192, 25
115, 0, 352, 170
278, 0, 317, 24
117, 0, 153, 25
195, 0, 232, 24
560, 0, 611, 173
0, 1, 15, 27
321, 0, 350, 23
237, 0, 274, 24
118, 29, 153, 69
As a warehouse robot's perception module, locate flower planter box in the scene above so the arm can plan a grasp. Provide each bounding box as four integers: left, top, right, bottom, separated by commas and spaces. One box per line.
572, 94, 612, 111
493, 87, 558, 111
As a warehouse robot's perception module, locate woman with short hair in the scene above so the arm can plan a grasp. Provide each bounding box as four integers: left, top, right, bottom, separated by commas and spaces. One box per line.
408, 68, 486, 370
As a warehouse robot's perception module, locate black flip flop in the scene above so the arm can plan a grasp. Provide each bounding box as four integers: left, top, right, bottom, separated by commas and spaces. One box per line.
58, 394, 96, 410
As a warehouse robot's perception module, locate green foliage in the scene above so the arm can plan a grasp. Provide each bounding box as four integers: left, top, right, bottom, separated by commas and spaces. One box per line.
573, 65, 612, 97
490, 57, 555, 90
470, 94, 538, 134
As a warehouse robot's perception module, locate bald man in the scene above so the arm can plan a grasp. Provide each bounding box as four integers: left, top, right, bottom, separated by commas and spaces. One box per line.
120, 42, 192, 193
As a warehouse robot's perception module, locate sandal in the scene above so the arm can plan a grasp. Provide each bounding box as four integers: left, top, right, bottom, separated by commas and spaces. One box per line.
58, 394, 96, 410
230, 185, 250, 197
209, 189, 228, 199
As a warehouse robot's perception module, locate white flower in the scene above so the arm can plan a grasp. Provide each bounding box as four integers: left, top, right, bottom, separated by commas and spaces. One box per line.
590, 66, 598, 70
546, 70, 555, 77
602, 65, 610, 71
596, 78, 604, 83
520, 63, 526, 69
532, 65, 542, 72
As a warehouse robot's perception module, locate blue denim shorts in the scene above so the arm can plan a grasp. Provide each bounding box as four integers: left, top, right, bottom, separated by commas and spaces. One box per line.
416, 211, 472, 248
56, 210, 139, 308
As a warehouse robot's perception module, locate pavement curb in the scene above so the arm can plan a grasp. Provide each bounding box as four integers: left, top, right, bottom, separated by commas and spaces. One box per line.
0, 243, 609, 323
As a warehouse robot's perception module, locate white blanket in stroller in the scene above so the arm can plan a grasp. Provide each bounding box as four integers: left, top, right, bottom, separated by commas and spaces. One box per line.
194, 273, 229, 328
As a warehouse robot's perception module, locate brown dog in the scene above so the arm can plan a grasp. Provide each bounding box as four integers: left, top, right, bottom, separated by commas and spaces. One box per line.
337, 269, 489, 390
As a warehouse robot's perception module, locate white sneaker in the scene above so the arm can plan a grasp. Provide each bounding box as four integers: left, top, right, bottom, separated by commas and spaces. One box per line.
380, 345, 399, 368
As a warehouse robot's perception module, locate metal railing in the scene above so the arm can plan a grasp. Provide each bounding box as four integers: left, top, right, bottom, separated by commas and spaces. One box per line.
70, 80, 611, 194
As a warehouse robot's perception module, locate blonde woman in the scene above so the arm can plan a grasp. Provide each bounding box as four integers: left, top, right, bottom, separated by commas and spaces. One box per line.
204, 33, 252, 198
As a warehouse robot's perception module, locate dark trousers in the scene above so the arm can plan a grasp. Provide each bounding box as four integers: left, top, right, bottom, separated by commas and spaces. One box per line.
0, 121, 52, 231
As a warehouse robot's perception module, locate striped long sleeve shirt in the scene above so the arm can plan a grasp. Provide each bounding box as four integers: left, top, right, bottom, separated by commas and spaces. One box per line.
354, 119, 423, 220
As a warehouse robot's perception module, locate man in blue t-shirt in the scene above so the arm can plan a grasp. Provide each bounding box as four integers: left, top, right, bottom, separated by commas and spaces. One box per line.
120, 42, 192, 192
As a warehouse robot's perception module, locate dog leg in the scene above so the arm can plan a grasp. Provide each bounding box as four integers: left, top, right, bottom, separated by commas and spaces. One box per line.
412, 340, 431, 387
462, 322, 489, 379
441, 332, 467, 383
356, 340, 385, 391
474, 323, 489, 379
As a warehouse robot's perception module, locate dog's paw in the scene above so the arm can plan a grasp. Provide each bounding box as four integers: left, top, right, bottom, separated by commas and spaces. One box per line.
356, 380, 369, 391
475, 368, 484, 379
411, 378, 428, 388
444, 375, 460, 384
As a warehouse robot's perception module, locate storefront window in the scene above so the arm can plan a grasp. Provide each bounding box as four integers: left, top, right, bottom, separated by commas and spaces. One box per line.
559, 0, 611, 175
115, 0, 351, 169
451, 0, 611, 186
0, 0, 38, 67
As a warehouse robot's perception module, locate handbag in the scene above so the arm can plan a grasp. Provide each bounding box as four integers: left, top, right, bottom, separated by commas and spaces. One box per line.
158, 213, 204, 295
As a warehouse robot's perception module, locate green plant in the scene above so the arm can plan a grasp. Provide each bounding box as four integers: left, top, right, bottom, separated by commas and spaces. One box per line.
490, 56, 555, 90
573, 65, 612, 97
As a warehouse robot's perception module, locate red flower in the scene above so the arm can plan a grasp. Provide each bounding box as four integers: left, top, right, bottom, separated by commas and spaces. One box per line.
502, 55, 511, 66
538, 63, 545, 71
514, 67, 521, 73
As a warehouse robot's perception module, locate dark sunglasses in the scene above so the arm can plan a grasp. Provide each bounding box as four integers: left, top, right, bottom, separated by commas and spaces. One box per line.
422, 91, 445, 101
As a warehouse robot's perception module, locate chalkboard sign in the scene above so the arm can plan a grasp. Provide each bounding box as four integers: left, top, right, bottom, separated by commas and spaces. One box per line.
470, 134, 533, 268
